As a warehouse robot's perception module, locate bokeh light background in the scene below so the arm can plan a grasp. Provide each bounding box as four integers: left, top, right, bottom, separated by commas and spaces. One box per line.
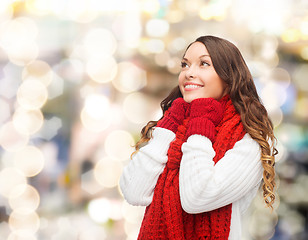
0, 0, 307, 239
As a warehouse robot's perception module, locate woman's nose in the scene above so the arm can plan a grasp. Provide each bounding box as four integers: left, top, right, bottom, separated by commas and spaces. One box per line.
185, 64, 196, 79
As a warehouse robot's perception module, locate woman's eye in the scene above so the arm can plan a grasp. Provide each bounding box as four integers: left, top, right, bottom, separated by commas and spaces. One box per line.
181, 62, 188, 68
201, 61, 210, 67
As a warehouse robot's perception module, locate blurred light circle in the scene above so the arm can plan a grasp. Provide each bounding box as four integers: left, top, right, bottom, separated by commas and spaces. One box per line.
269, 68, 291, 88
252, 35, 278, 60
9, 184, 40, 213
0, 98, 10, 124
66, 0, 98, 23
300, 21, 308, 35
0, 168, 27, 198
84, 94, 110, 119
86, 56, 118, 83
13, 108, 44, 135
7, 42, 39, 66
9, 210, 40, 234
146, 39, 165, 53
0, 122, 29, 152
300, 47, 308, 60
140, 0, 160, 15
22, 60, 53, 86
281, 28, 301, 43
108, 200, 123, 221
268, 108, 283, 128
122, 201, 145, 224
166, 10, 184, 23
0, 1, 13, 23
25, 0, 50, 16
0, 17, 39, 66
124, 221, 140, 240
123, 92, 150, 124
47, 74, 64, 100
261, 82, 287, 111
0, 17, 38, 46
80, 108, 112, 132
8, 232, 37, 240
276, 123, 304, 151
112, 62, 147, 93
94, 157, 123, 188
87, 198, 111, 223
78, 226, 107, 240
13, 146, 45, 177
169, 37, 187, 53
199, 5, 210, 20
87, 198, 122, 225
120, 15, 142, 49
249, 209, 278, 239
81, 94, 112, 132
104, 130, 135, 161
84, 28, 117, 57
146, 19, 169, 38
199, 4, 224, 21
17, 79, 48, 110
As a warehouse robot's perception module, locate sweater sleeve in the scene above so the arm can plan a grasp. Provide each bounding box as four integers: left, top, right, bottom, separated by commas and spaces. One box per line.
179, 133, 263, 213
119, 127, 175, 206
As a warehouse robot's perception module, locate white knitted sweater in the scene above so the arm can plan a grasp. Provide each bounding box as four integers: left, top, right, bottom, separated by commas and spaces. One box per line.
120, 127, 263, 240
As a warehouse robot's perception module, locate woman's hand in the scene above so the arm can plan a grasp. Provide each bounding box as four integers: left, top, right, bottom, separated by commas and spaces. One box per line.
186, 98, 223, 142
157, 98, 190, 133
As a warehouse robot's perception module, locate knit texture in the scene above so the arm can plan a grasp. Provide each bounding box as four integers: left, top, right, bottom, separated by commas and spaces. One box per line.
186, 98, 224, 142
138, 95, 246, 240
157, 98, 189, 133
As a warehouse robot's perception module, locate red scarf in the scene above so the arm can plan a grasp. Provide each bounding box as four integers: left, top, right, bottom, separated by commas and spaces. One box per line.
138, 96, 246, 240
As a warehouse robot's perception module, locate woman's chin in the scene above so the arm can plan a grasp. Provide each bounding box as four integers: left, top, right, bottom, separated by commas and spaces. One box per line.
183, 96, 196, 103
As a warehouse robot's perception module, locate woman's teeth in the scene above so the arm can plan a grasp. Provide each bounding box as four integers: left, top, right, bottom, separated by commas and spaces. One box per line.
185, 84, 202, 89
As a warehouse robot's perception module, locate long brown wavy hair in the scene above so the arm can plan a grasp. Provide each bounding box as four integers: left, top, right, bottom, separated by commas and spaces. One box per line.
134, 35, 277, 210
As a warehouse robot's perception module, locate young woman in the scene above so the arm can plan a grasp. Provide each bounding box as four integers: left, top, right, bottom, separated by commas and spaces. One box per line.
120, 35, 277, 240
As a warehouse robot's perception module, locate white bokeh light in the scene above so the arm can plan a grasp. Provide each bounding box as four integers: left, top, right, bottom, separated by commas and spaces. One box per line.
94, 157, 123, 188
104, 130, 135, 161
146, 19, 170, 37
81, 94, 112, 132
17, 79, 48, 110
86, 56, 118, 83
84, 28, 117, 57
13, 146, 45, 177
112, 61, 147, 93
13, 108, 44, 135
0, 122, 29, 152
0, 168, 27, 198
87, 198, 111, 223
8, 184, 40, 214
123, 92, 151, 124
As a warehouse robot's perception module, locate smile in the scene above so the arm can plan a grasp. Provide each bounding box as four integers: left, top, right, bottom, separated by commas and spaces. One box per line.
184, 84, 203, 90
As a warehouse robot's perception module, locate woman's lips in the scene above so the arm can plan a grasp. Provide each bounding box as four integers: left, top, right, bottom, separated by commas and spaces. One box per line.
184, 84, 203, 91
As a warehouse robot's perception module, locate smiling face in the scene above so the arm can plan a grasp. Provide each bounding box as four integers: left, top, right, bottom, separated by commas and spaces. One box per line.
178, 41, 228, 103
